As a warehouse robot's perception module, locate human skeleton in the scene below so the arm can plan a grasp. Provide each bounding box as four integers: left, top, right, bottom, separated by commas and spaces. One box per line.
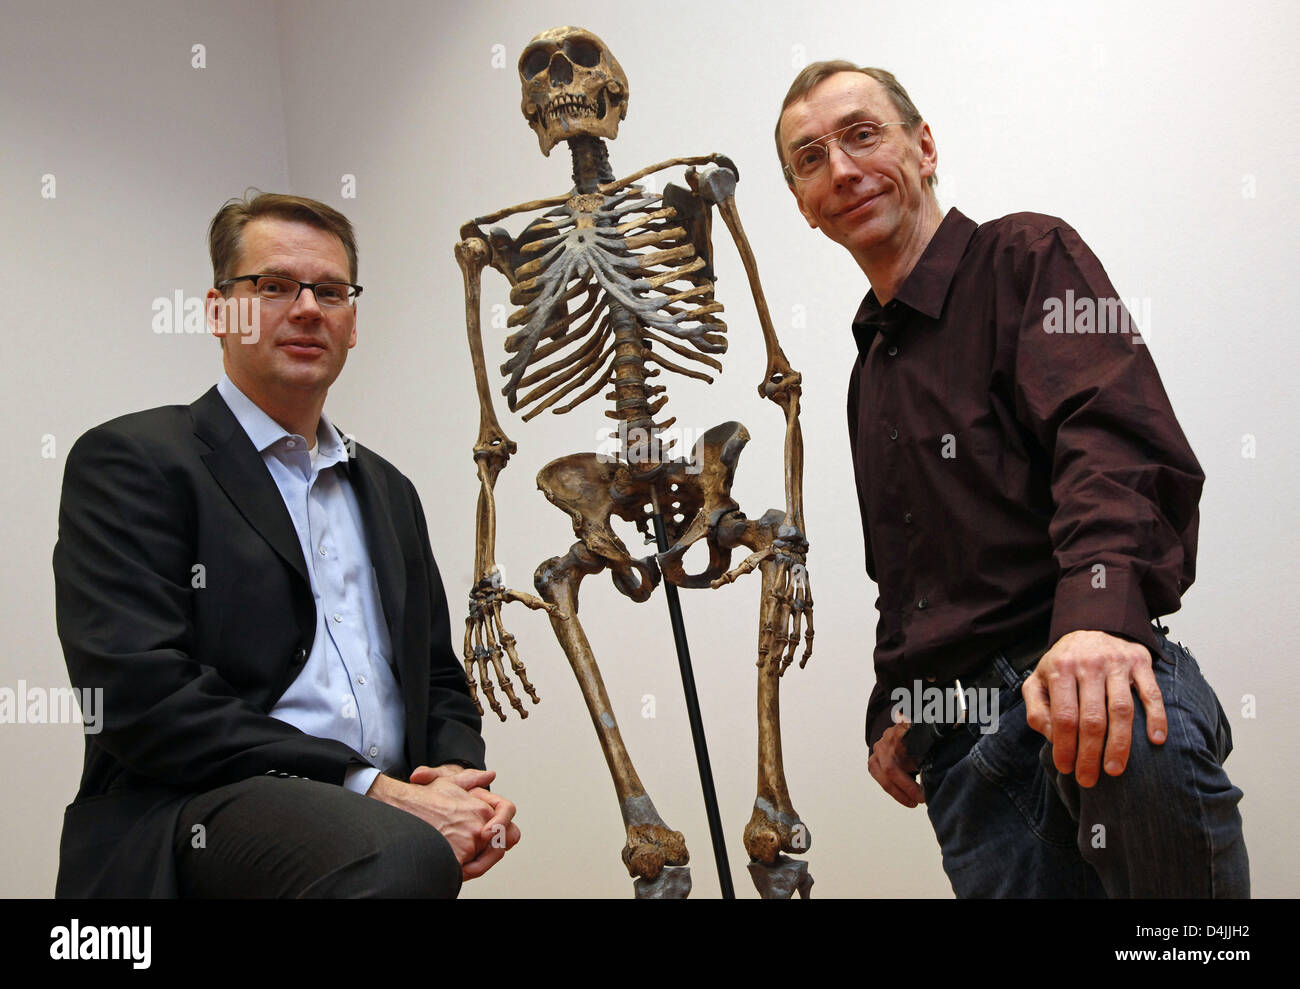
454, 26, 813, 898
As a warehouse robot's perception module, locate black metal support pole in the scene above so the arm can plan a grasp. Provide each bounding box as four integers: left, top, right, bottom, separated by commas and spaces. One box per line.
650, 509, 735, 899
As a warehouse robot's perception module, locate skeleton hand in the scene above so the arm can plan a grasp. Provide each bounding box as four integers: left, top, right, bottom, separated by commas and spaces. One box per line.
712, 522, 814, 674
765, 525, 814, 674
463, 567, 564, 721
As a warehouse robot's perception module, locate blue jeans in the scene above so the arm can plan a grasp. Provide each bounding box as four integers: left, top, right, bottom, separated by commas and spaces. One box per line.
918, 629, 1249, 897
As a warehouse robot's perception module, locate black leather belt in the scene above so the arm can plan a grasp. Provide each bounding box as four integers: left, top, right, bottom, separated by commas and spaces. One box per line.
902, 628, 1051, 768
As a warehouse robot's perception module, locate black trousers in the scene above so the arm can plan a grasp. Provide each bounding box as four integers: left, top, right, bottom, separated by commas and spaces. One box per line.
173, 776, 462, 898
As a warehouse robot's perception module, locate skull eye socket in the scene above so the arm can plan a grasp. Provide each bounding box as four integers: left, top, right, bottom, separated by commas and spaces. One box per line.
521, 46, 552, 80
565, 38, 601, 68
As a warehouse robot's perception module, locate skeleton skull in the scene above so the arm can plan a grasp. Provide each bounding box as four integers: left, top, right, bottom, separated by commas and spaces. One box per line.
519, 26, 628, 157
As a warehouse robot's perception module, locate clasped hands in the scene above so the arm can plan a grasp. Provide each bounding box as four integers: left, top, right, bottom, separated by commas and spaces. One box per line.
368, 763, 521, 879
869, 629, 1167, 807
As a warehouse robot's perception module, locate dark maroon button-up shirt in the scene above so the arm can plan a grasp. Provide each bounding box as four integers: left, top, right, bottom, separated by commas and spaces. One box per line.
849, 208, 1203, 749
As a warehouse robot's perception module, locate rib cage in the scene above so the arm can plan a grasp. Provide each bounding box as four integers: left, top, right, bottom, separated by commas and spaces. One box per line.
497, 185, 727, 422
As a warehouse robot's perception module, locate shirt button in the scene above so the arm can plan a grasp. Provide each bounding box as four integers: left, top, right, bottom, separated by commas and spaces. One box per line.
917, 597, 929, 610
285, 439, 296, 449
319, 546, 328, 557
333, 613, 343, 623
368, 746, 378, 758
904, 512, 913, 525
357, 675, 367, 686
889, 428, 899, 440
887, 345, 898, 357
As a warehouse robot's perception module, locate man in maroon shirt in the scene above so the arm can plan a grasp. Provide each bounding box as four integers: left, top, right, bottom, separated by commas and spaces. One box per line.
775, 62, 1248, 896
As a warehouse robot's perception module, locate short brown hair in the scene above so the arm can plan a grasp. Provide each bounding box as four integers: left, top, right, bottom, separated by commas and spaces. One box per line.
208, 191, 358, 288
774, 61, 935, 189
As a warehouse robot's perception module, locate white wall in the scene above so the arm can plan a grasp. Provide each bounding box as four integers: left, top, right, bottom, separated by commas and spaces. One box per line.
3, 0, 1296, 898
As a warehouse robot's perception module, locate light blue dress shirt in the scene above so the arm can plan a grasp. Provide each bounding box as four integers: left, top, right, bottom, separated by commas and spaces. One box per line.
217, 375, 404, 795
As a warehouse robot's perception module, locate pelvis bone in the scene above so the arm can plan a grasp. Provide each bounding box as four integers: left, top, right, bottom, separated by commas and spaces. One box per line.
536, 420, 750, 598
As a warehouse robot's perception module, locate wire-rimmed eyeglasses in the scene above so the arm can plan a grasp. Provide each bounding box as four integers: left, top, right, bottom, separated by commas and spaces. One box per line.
786, 120, 906, 182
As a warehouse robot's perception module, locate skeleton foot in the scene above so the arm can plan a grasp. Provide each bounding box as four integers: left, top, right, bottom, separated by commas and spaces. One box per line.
633, 865, 692, 900
743, 799, 810, 864
622, 823, 690, 882
748, 855, 813, 900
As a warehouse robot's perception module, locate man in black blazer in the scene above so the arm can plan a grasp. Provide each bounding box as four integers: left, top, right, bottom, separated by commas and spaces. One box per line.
53, 192, 519, 897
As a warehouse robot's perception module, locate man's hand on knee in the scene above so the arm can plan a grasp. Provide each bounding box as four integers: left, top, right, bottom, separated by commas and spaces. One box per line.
409, 763, 521, 879
366, 766, 517, 877
458, 787, 521, 879
1022, 629, 1167, 787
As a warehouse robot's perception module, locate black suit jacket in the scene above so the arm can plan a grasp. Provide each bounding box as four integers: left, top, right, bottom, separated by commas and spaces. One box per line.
52, 385, 484, 897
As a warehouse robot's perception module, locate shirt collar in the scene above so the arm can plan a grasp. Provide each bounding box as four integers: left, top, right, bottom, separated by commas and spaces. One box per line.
216, 374, 350, 470
851, 207, 979, 360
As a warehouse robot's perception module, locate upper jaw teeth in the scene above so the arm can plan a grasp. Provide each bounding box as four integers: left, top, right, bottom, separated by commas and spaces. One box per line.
544, 93, 597, 119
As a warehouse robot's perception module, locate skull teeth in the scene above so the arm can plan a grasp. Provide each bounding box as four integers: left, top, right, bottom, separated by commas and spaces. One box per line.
544, 93, 597, 120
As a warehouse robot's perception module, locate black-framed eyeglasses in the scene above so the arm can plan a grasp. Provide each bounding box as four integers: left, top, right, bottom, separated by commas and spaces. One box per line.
216, 274, 363, 308
786, 120, 906, 182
